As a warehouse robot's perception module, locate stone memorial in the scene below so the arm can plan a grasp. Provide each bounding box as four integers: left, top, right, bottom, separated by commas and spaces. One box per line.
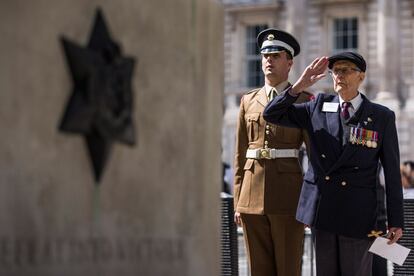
0, 1, 223, 275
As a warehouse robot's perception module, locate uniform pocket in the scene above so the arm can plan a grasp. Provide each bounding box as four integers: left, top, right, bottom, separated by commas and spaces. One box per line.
243, 158, 254, 170
245, 113, 260, 142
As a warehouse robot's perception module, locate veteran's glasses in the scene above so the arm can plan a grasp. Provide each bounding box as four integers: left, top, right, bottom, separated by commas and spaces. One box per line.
329, 67, 361, 76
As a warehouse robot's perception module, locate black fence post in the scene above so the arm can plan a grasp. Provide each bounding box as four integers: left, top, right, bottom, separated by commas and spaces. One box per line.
393, 198, 414, 275
221, 193, 239, 276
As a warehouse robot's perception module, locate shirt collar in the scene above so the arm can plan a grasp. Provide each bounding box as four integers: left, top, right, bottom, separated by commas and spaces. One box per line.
339, 92, 363, 111
265, 80, 289, 97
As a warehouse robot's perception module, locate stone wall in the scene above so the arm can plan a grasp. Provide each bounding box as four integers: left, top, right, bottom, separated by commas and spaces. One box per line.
0, 1, 223, 275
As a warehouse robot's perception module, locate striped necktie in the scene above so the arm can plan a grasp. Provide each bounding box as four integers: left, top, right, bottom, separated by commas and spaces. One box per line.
341, 102, 352, 120
269, 88, 276, 101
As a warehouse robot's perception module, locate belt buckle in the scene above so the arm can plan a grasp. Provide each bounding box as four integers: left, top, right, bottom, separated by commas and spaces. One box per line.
260, 149, 271, 159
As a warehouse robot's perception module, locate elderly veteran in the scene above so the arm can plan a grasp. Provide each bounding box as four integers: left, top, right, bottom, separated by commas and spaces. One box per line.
263, 52, 404, 276
233, 28, 312, 276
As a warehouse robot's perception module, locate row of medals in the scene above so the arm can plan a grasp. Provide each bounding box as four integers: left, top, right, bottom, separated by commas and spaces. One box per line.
349, 127, 378, 148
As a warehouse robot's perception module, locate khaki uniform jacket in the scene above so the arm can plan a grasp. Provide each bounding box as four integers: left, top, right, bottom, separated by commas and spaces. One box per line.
234, 86, 311, 215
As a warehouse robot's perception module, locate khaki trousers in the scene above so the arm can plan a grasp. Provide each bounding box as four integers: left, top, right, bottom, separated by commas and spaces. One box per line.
241, 213, 304, 276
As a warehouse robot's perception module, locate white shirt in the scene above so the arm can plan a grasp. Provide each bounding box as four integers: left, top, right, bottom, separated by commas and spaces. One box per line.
338, 92, 363, 119
265, 80, 289, 101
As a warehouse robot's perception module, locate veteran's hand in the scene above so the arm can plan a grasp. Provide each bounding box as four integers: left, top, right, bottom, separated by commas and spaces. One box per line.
387, 227, 403, 244
292, 56, 329, 95
234, 212, 242, 226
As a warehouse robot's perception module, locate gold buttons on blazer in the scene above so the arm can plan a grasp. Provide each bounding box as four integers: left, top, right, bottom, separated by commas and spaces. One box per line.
341, 181, 347, 186
266, 130, 270, 135
266, 125, 270, 129
325, 176, 330, 181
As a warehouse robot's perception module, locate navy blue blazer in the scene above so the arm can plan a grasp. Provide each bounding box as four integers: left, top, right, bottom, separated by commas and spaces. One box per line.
263, 87, 404, 239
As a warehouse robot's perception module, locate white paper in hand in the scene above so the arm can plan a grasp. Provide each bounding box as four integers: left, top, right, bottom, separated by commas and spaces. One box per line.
368, 237, 411, 266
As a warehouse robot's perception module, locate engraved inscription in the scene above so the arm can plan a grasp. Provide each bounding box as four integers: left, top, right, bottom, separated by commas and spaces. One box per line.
0, 237, 185, 267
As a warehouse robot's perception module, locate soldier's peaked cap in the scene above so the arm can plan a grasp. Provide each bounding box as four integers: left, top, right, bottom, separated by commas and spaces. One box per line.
257, 28, 300, 57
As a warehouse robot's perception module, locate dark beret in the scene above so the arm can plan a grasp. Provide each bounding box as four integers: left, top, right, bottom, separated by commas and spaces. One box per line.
257, 28, 300, 57
328, 51, 366, 72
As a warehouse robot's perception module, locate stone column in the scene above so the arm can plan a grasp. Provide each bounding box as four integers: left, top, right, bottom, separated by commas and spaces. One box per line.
400, 86, 414, 162
374, 0, 405, 161
222, 94, 238, 166
285, 0, 307, 80
376, 0, 400, 95
400, 2, 414, 162
0, 0, 223, 275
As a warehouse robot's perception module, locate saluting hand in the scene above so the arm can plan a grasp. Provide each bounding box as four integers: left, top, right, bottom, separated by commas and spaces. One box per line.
291, 56, 329, 95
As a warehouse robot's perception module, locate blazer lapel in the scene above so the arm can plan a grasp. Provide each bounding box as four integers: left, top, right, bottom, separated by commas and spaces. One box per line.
325, 95, 341, 140
323, 96, 343, 160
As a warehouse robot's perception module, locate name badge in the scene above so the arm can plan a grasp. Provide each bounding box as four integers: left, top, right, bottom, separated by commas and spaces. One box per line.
322, 102, 339, 112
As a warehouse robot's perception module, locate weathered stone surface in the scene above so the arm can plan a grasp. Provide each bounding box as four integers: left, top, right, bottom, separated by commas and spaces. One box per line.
0, 1, 223, 275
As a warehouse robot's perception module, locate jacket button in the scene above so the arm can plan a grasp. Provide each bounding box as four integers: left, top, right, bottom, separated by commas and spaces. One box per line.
266, 125, 270, 129
264, 141, 268, 145
325, 176, 330, 181
266, 130, 270, 135
341, 181, 347, 186
321, 154, 326, 158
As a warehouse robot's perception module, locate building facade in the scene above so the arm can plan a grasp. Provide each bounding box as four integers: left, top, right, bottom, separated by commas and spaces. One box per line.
222, 0, 414, 172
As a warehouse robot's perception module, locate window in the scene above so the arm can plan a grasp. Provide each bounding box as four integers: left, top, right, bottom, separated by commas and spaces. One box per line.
246, 24, 267, 88
333, 18, 358, 53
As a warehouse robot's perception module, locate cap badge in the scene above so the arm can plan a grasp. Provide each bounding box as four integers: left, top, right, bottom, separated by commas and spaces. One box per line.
267, 34, 275, 41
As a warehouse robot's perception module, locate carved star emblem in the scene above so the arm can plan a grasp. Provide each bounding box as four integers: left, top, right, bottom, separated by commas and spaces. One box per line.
59, 8, 136, 183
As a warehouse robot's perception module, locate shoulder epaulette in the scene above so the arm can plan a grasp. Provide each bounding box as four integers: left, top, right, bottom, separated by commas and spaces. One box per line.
246, 88, 261, 95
